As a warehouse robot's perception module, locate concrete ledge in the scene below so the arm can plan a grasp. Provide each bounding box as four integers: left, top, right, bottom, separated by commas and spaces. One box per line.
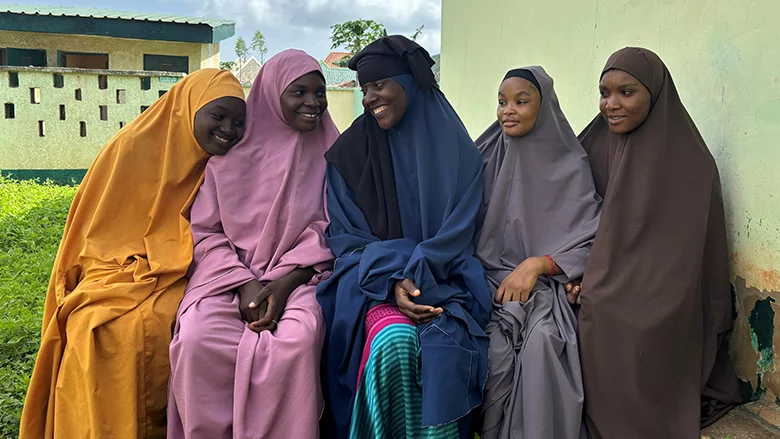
0, 65, 185, 77
702, 401, 780, 438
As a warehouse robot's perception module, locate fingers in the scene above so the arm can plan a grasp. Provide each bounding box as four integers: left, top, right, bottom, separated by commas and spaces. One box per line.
413, 311, 441, 324
240, 302, 263, 324
249, 283, 274, 309
400, 308, 442, 324
400, 278, 420, 297
249, 299, 278, 333
495, 285, 506, 304
566, 285, 581, 304
249, 321, 275, 333
397, 291, 442, 324
249, 319, 276, 332
255, 295, 282, 328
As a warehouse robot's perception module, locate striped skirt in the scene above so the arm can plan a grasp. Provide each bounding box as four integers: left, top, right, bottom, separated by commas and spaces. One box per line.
349, 303, 461, 439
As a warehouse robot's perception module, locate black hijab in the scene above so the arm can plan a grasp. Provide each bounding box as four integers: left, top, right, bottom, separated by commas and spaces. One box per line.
323, 35, 436, 240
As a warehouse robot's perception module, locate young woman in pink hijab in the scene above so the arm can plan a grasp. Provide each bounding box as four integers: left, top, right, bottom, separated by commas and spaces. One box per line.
167, 49, 339, 438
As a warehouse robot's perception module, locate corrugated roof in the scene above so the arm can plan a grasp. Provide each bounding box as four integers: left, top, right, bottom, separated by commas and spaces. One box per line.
319, 61, 357, 87
324, 51, 349, 68
0, 4, 234, 28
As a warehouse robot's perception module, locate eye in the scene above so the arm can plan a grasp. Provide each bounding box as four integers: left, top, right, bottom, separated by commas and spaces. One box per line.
234, 119, 245, 128
211, 113, 225, 120
360, 87, 368, 96
621, 89, 634, 96
317, 90, 327, 98
375, 81, 384, 89
599, 90, 608, 98
517, 100, 527, 105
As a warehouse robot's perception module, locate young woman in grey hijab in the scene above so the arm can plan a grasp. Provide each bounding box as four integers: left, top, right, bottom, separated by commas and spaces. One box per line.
475, 66, 602, 439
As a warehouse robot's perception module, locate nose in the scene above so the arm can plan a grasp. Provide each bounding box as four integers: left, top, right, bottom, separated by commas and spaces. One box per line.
362, 89, 378, 108
502, 104, 516, 117
303, 92, 317, 108
219, 120, 236, 136
605, 95, 621, 111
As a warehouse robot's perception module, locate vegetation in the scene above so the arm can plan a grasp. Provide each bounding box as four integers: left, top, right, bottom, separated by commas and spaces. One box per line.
251, 31, 269, 64
0, 177, 76, 437
329, 19, 427, 67
330, 19, 387, 66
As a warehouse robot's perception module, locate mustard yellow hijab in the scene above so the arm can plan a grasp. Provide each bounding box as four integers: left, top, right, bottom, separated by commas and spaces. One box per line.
20, 69, 245, 439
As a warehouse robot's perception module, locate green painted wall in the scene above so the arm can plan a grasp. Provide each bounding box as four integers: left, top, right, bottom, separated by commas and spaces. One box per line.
1, 67, 183, 169
441, 0, 780, 401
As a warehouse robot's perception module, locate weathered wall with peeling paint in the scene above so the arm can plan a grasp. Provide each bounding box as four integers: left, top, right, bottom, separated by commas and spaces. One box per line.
441, 0, 780, 401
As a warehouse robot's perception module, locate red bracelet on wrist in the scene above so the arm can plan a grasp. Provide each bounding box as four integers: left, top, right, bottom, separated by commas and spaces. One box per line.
543, 255, 556, 276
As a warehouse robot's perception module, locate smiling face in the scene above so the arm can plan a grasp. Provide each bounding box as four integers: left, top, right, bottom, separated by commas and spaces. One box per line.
497, 77, 542, 138
280, 71, 328, 132
193, 96, 247, 155
599, 69, 652, 134
361, 78, 408, 130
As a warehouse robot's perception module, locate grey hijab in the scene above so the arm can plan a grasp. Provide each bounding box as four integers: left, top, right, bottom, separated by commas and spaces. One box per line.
475, 66, 601, 439
476, 66, 601, 287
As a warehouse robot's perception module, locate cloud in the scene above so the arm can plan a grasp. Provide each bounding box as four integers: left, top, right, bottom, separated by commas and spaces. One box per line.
195, 0, 442, 59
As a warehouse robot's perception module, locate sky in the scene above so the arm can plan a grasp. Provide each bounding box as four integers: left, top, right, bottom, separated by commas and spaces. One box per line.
12, 0, 442, 62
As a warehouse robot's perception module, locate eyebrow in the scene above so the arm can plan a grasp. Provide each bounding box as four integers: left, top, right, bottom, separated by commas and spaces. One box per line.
498, 90, 532, 97
600, 82, 639, 89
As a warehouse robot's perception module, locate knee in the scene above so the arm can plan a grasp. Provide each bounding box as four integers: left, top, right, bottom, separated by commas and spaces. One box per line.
290, 313, 325, 357
371, 325, 418, 362
173, 306, 240, 358
525, 324, 563, 353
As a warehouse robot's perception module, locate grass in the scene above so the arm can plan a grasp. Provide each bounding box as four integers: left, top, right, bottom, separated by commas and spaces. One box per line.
0, 176, 77, 437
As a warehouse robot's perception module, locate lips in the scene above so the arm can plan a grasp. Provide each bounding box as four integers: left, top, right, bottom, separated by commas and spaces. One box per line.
502, 119, 520, 128
211, 132, 234, 146
372, 105, 388, 116
297, 111, 320, 120
606, 115, 626, 124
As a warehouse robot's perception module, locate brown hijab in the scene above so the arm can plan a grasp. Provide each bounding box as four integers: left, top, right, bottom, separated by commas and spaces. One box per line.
578, 47, 742, 439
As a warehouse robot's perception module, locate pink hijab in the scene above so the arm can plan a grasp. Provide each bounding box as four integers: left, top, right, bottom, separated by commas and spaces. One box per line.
179, 49, 339, 312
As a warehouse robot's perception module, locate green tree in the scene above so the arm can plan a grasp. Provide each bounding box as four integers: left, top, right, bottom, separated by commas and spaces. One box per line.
234, 37, 249, 82
330, 19, 386, 66
219, 61, 236, 70
251, 31, 268, 63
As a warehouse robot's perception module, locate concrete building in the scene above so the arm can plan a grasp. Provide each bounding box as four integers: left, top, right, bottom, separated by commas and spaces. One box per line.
0, 4, 235, 182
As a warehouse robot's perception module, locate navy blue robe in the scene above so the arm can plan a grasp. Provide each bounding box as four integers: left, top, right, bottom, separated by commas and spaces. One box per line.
317, 74, 493, 437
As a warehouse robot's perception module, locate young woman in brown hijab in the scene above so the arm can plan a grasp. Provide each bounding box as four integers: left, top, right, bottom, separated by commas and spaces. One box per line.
576, 47, 743, 438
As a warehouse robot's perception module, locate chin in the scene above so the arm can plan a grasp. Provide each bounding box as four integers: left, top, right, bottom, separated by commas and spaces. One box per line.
377, 119, 397, 130
502, 128, 525, 138
608, 125, 630, 134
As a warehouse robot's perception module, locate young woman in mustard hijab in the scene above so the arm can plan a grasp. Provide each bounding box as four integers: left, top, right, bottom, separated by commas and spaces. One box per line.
19, 69, 246, 439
